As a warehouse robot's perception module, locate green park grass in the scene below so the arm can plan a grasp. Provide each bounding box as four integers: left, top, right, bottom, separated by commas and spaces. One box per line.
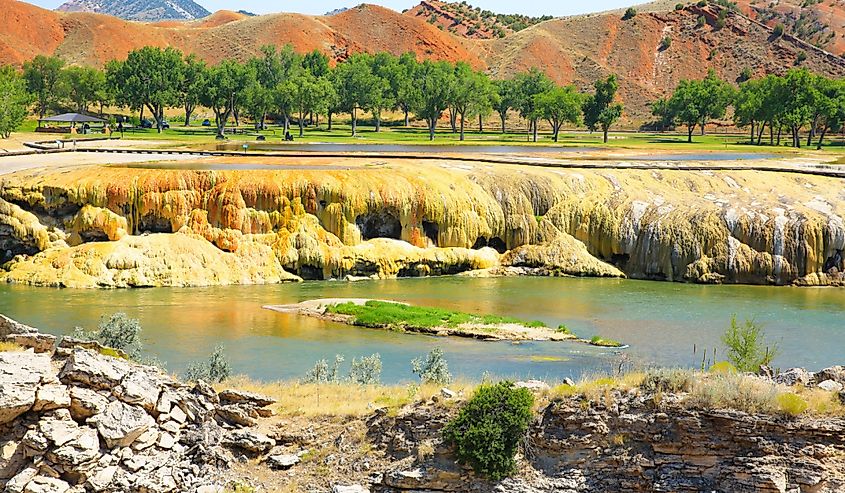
19, 116, 845, 157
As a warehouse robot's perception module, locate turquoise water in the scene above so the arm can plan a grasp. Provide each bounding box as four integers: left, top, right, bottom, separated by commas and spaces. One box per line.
1, 277, 842, 383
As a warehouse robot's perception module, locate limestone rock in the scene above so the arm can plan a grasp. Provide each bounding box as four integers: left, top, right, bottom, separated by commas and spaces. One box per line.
0, 314, 38, 336
2, 333, 56, 353
222, 429, 275, 454
514, 380, 551, 392
6, 466, 38, 493
818, 380, 844, 392
774, 368, 814, 387
47, 426, 100, 468
266, 453, 299, 469
216, 405, 256, 427
1, 439, 26, 480
816, 366, 845, 385
218, 389, 275, 408
91, 400, 155, 449
33, 384, 71, 412
114, 370, 163, 413
332, 485, 370, 493
68, 387, 109, 421
0, 351, 53, 424
59, 349, 131, 390
23, 476, 70, 493
85, 465, 117, 491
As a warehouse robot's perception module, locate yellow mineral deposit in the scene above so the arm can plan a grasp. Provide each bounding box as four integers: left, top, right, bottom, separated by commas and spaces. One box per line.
0, 157, 842, 287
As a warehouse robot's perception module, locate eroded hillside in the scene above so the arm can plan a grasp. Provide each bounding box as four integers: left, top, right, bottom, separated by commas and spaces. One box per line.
3, 1, 845, 117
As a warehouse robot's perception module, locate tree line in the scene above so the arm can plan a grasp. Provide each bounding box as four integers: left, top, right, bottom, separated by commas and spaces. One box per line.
0, 47, 624, 142
653, 68, 845, 149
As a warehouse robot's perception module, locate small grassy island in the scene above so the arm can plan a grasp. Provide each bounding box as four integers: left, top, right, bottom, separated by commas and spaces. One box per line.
264, 299, 626, 347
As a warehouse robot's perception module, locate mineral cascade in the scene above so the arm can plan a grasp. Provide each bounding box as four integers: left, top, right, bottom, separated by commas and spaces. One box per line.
0, 159, 842, 288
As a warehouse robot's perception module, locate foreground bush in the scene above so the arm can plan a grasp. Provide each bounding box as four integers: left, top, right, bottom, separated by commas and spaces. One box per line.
412, 348, 452, 385
443, 381, 533, 480
74, 312, 144, 360
184, 345, 232, 383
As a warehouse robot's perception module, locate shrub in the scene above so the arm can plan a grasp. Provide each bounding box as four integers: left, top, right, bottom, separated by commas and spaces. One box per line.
777, 392, 808, 416
696, 15, 706, 28
795, 51, 807, 65
676, 3, 685, 10
721, 315, 778, 373
305, 354, 344, 383
739, 67, 753, 82
640, 368, 695, 394
349, 353, 382, 384
443, 382, 533, 480
709, 361, 738, 374
773, 23, 785, 38
689, 372, 779, 414
556, 324, 573, 335
412, 348, 452, 385
184, 345, 232, 383
589, 335, 623, 347
660, 36, 672, 50
622, 7, 637, 20
74, 312, 144, 360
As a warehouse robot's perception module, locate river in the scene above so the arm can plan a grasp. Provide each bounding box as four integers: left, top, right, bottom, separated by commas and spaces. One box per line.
1, 277, 841, 383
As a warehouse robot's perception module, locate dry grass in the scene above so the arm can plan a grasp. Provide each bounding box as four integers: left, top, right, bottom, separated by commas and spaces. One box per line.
0, 341, 24, 352
219, 376, 475, 418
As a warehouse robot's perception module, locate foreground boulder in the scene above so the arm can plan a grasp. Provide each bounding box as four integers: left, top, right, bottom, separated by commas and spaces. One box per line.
0, 341, 276, 492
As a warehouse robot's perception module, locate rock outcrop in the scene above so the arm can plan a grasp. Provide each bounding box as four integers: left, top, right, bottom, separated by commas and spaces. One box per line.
367, 388, 845, 492
0, 160, 843, 287
0, 340, 276, 492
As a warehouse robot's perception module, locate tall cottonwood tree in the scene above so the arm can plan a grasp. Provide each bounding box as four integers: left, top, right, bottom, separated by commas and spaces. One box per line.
582, 74, 623, 143
23, 55, 64, 121
107, 47, 183, 132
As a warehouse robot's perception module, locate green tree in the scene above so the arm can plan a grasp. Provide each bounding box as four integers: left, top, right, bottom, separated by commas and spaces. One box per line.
0, 66, 31, 139
334, 53, 381, 136
582, 74, 623, 143
411, 60, 455, 140
779, 68, 819, 148
450, 63, 494, 140
667, 71, 733, 142
534, 85, 582, 142
301, 49, 330, 78
813, 78, 845, 149
107, 47, 183, 132
288, 70, 334, 136
200, 59, 252, 138
367, 53, 397, 132
178, 54, 206, 126
392, 52, 421, 127
649, 97, 674, 131
722, 316, 778, 373
23, 55, 64, 120
733, 78, 765, 144
493, 78, 516, 133
59, 66, 106, 114
512, 68, 553, 142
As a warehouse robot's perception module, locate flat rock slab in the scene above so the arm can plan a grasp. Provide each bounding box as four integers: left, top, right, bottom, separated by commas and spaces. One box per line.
91, 400, 155, 449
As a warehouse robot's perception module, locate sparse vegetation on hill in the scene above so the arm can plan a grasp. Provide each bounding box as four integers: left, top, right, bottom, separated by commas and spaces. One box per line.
405, 0, 552, 39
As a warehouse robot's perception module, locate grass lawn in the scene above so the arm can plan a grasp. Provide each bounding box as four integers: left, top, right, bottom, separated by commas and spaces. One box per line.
17, 116, 845, 157
325, 300, 548, 331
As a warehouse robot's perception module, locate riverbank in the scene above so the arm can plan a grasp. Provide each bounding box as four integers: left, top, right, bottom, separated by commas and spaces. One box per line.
264, 298, 624, 346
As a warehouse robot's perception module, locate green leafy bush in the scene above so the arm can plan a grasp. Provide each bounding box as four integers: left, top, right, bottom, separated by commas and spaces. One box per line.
74, 312, 144, 360
184, 345, 232, 383
622, 7, 637, 20
443, 381, 533, 480
721, 315, 778, 373
412, 348, 452, 385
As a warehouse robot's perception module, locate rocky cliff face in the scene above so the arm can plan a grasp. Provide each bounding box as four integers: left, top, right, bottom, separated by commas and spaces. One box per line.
368, 389, 845, 492
0, 159, 842, 288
